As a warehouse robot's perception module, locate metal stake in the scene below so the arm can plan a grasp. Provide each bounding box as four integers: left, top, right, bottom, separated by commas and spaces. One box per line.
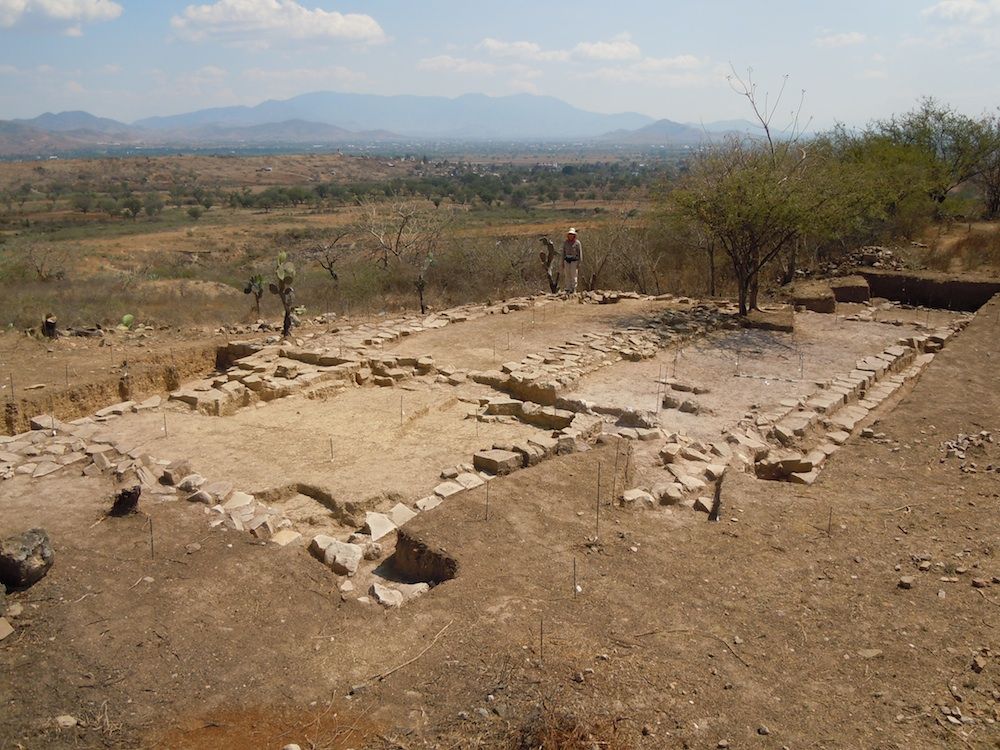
595, 462, 601, 540
539, 616, 544, 664
612, 445, 620, 499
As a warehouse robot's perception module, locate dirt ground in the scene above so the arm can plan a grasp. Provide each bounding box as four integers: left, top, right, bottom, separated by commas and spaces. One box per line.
1, 294, 998, 749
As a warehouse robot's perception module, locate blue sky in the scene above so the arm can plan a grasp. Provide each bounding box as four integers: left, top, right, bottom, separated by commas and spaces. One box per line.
0, 0, 997, 127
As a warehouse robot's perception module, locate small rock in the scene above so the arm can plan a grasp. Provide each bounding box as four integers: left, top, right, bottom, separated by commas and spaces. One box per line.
0, 617, 13, 641
0, 528, 54, 589
55, 715, 78, 729
370, 582, 404, 608
898, 576, 915, 589
184, 543, 201, 555
972, 655, 987, 673
972, 578, 989, 589
757, 725, 770, 736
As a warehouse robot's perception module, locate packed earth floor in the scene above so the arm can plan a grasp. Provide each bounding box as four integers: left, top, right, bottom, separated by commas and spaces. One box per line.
0, 289, 998, 749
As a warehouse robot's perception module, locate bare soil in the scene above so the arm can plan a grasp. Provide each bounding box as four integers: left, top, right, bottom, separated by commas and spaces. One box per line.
1, 294, 998, 750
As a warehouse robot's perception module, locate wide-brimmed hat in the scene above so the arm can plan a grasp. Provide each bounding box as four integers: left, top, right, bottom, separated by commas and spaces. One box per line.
567, 227, 577, 235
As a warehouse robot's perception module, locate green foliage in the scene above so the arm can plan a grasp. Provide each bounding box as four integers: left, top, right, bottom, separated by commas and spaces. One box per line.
269, 251, 296, 336
869, 98, 1000, 207
121, 313, 135, 328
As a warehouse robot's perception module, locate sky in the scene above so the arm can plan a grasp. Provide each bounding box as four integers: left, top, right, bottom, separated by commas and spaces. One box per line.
0, 0, 998, 128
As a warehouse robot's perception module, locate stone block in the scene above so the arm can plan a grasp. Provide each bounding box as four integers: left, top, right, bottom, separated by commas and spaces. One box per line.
693, 496, 714, 514
704, 464, 727, 481
370, 582, 404, 608
789, 470, 819, 485
484, 397, 523, 416
433, 481, 464, 498
473, 449, 521, 476
271, 529, 302, 547
653, 482, 685, 505
161, 459, 194, 486
676, 474, 706, 493
621, 489, 655, 507
364, 512, 397, 542
454, 472, 485, 490
223, 491, 255, 511
416, 496, 442, 511
323, 541, 364, 576
387, 503, 417, 528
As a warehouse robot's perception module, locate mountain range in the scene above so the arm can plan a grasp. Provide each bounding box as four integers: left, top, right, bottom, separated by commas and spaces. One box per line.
0, 91, 758, 156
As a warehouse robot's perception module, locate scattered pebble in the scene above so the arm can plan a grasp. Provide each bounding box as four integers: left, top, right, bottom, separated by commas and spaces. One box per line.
898, 576, 915, 589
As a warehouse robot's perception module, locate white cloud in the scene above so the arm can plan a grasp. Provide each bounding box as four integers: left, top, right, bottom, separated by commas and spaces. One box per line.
478, 37, 569, 62
814, 31, 867, 48
0, 0, 122, 31
922, 0, 1000, 23
573, 33, 641, 61
579, 55, 719, 87
171, 0, 386, 46
633, 54, 705, 72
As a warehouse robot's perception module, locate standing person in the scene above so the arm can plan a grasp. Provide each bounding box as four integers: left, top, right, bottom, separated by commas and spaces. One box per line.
561, 228, 582, 294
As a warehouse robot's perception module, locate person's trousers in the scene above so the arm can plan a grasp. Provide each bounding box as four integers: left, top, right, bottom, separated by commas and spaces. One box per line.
562, 260, 579, 292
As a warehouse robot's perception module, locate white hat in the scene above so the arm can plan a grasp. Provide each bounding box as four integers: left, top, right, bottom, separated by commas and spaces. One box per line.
567, 227, 577, 235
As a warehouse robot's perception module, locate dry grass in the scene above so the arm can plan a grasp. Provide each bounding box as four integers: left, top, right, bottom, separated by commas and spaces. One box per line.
504, 705, 629, 750
919, 223, 1000, 273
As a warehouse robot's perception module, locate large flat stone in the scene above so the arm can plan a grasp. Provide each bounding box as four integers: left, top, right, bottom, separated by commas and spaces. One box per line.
364, 512, 397, 542
387, 503, 417, 528
473, 449, 521, 476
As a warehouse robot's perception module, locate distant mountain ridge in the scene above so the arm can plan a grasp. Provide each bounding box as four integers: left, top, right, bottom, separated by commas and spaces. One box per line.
134, 91, 655, 140
0, 91, 758, 155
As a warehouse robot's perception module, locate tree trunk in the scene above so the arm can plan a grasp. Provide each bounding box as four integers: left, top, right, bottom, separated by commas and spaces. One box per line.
737, 278, 749, 316
282, 308, 292, 338
707, 240, 716, 297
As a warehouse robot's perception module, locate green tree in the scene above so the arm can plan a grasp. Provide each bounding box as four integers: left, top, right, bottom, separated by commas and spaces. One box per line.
974, 114, 1000, 219
671, 70, 868, 314
872, 98, 1000, 206
70, 192, 95, 214
143, 193, 165, 217
121, 196, 143, 221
